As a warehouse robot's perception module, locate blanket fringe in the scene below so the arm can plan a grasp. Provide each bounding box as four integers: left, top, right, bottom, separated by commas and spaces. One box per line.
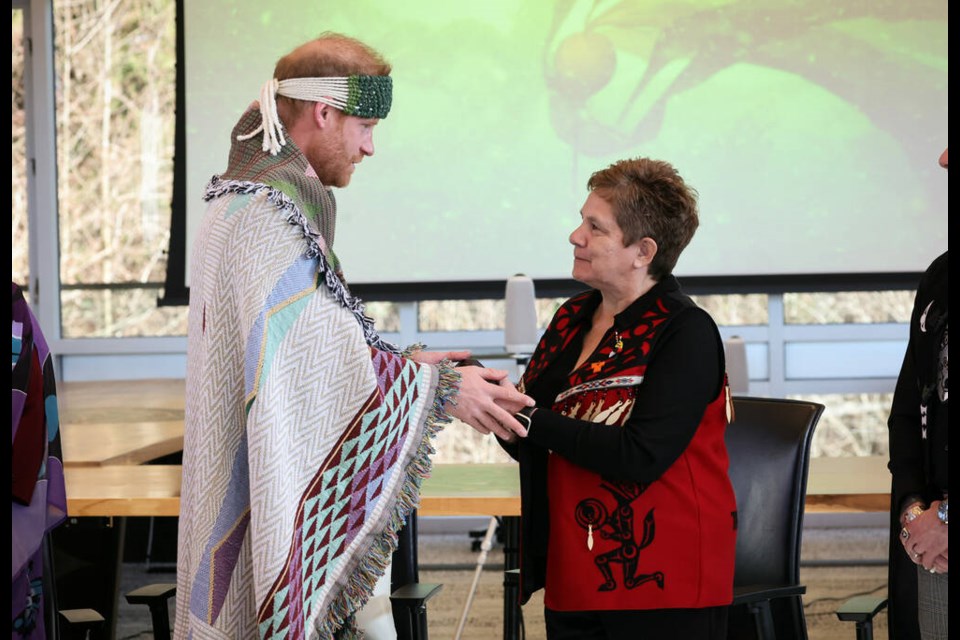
314, 360, 461, 639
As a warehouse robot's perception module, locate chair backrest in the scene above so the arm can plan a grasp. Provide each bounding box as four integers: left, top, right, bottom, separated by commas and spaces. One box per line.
726, 396, 824, 589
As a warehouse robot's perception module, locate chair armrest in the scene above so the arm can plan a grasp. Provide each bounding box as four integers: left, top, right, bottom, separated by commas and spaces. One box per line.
390, 583, 443, 606
391, 583, 442, 640
836, 595, 888, 623
125, 583, 177, 640
125, 582, 177, 604
58, 608, 105, 639
58, 609, 105, 625
732, 583, 806, 605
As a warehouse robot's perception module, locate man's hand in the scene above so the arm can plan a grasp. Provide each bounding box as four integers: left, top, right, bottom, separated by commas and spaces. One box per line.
447, 366, 535, 440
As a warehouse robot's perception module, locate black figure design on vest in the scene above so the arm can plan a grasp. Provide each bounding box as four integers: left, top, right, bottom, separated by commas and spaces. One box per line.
575, 480, 665, 592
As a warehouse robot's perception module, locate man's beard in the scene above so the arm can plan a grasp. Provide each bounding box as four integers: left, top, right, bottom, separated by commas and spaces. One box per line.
309, 126, 354, 188
314, 152, 352, 188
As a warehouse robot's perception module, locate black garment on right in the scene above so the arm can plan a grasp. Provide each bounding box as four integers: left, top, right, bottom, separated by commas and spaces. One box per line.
886, 251, 949, 640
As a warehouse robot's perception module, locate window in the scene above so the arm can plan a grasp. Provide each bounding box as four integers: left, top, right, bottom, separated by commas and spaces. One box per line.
52, 0, 186, 338
12, 8, 29, 287
784, 290, 913, 457
785, 291, 914, 324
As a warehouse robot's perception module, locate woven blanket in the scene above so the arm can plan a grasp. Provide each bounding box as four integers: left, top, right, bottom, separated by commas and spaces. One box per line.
175, 113, 456, 639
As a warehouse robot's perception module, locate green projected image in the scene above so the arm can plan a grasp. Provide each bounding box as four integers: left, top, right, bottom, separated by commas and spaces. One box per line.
185, 0, 947, 287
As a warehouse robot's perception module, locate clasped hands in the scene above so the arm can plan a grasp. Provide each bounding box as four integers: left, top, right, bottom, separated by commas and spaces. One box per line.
899, 500, 948, 575
407, 349, 534, 442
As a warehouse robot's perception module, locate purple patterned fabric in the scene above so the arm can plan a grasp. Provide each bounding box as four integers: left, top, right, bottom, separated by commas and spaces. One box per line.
11, 282, 67, 639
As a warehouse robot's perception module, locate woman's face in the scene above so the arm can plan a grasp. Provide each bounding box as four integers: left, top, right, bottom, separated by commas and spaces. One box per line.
569, 192, 643, 291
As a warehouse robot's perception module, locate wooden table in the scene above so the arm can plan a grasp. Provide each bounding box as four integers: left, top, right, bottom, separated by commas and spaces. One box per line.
805, 455, 891, 512
59, 378, 185, 417
61, 421, 184, 467
63, 463, 522, 518
55, 378, 891, 513
420, 463, 522, 516
64, 465, 184, 517
63, 458, 891, 518
59, 379, 185, 467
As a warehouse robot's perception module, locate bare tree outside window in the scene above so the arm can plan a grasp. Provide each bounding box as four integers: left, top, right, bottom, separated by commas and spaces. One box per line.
13, 9, 29, 287
51, 0, 186, 338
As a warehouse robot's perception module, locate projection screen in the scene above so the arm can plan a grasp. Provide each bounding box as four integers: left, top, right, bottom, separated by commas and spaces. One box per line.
178, 0, 948, 297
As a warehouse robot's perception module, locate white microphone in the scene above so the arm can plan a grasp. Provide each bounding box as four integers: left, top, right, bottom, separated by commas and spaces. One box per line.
504, 274, 538, 356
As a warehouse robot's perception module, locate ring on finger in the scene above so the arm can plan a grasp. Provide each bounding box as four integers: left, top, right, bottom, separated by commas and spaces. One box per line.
929, 568, 936, 574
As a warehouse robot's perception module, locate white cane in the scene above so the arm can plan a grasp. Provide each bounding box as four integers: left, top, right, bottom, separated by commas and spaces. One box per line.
453, 516, 499, 640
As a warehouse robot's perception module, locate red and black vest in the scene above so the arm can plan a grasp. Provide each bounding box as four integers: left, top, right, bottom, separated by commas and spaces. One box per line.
518, 288, 736, 611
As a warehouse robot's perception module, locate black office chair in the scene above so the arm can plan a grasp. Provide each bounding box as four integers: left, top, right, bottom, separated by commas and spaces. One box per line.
390, 509, 444, 640
39, 532, 106, 640
726, 396, 824, 640
51, 520, 173, 640
51, 516, 130, 640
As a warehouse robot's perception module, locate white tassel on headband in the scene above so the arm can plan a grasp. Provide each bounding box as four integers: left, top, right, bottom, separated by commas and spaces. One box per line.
237, 75, 394, 156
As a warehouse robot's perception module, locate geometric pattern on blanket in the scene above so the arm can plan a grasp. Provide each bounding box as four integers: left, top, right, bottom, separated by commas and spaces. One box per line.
257, 349, 423, 638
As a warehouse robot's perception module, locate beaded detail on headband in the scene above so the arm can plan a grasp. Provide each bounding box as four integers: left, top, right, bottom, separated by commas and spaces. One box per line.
237, 75, 393, 155
279, 76, 392, 119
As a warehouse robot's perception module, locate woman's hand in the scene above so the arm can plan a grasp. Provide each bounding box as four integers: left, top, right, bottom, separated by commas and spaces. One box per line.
447, 366, 535, 440
901, 501, 949, 573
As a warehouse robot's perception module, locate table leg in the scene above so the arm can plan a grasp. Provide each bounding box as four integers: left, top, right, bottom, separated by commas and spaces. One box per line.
501, 515, 521, 640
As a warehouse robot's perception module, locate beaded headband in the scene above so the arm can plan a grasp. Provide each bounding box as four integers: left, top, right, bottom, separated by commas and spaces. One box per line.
237, 75, 393, 155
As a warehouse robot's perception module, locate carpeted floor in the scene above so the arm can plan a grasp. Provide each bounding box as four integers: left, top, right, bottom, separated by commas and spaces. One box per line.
115, 520, 889, 640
